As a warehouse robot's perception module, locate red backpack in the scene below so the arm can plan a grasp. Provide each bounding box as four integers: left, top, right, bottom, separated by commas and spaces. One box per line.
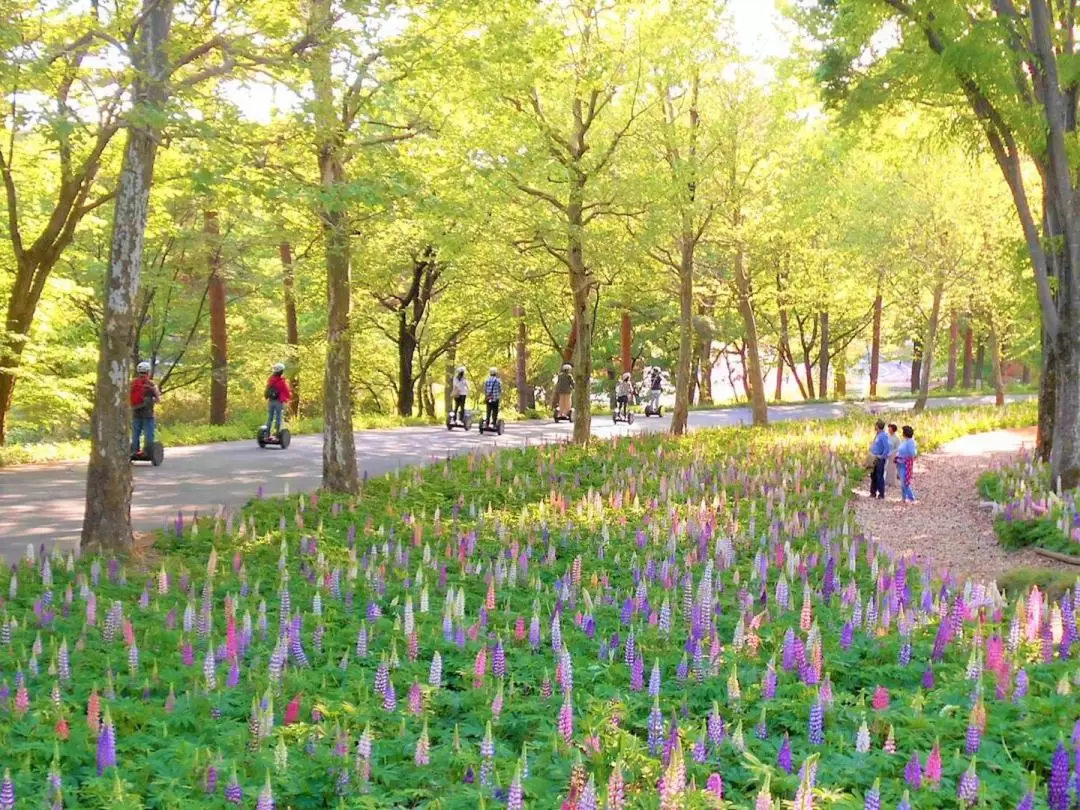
130, 377, 149, 407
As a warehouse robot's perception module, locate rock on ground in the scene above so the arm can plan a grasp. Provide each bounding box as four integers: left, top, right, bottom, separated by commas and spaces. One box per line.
853, 427, 1069, 584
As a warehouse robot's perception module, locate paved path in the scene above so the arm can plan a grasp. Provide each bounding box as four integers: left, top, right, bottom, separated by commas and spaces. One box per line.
0, 395, 1022, 556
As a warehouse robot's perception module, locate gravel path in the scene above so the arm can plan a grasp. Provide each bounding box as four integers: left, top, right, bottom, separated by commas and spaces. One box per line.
853, 427, 1067, 584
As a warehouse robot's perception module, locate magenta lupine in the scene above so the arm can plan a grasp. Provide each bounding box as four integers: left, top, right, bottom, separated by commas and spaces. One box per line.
1050, 739, 1070, 810
559, 690, 574, 743
409, 680, 423, 715
956, 758, 978, 806
96, 707, 117, 774
415, 721, 430, 766
706, 772, 723, 799
925, 741, 942, 786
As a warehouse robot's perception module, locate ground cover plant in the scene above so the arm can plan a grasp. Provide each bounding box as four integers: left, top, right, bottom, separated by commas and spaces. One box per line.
3, 403, 1075, 809
978, 455, 1080, 557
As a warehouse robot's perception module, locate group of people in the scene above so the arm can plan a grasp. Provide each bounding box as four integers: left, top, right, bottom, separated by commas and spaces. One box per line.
868, 420, 919, 503
451, 366, 504, 427
615, 366, 663, 418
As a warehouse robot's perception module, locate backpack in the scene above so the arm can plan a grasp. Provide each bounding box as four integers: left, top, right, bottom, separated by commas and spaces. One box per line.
266, 381, 280, 401
130, 378, 148, 407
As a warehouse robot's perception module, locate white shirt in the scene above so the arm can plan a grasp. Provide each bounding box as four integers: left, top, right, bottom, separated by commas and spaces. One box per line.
452, 377, 469, 397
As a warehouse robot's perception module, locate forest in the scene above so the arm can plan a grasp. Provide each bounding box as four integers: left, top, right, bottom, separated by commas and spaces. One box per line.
0, 0, 1054, 547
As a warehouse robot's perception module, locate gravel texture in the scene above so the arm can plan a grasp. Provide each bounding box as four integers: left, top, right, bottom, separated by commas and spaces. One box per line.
853, 427, 1069, 584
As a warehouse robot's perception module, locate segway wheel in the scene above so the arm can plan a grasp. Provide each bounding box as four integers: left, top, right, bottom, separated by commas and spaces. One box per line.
658, 406, 663, 417
150, 442, 164, 467
496, 419, 505, 435
628, 413, 635, 425
612, 412, 618, 424
447, 417, 453, 431
279, 429, 291, 449
464, 414, 473, 431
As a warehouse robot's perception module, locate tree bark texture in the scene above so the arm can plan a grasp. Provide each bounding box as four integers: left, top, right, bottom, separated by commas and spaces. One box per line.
962, 324, 974, 389
81, 0, 173, 552
1038, 330, 1056, 462
515, 306, 532, 412
280, 242, 301, 416
869, 289, 882, 397
206, 210, 227, 425
569, 186, 594, 445
818, 310, 830, 401
311, 0, 358, 493
946, 311, 959, 389
975, 342, 985, 385
620, 311, 632, 374
989, 319, 1006, 406
910, 339, 922, 394
913, 279, 944, 413
671, 229, 694, 436
733, 245, 768, 426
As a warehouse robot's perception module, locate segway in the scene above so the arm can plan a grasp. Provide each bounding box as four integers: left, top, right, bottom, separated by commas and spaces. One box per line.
612, 405, 635, 425
258, 425, 291, 449
447, 408, 473, 431
478, 406, 505, 435
131, 442, 164, 466
643, 394, 663, 418
553, 403, 573, 423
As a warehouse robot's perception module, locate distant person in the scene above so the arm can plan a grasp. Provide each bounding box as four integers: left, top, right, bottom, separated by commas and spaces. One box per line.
897, 425, 918, 503
647, 367, 663, 410
555, 363, 574, 418
452, 366, 469, 422
884, 423, 900, 489
615, 372, 632, 418
868, 419, 889, 499
483, 367, 503, 426
265, 362, 292, 436
129, 361, 161, 456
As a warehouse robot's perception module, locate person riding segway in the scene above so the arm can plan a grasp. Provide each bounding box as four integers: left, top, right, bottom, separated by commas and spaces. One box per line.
644, 366, 663, 417
613, 372, 634, 424
478, 367, 505, 435
258, 363, 292, 449
447, 366, 473, 431
130, 361, 164, 465
554, 363, 573, 422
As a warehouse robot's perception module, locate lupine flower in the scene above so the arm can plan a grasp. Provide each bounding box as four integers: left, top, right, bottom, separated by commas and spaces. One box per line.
508, 765, 524, 810
383, 679, 396, 712
871, 685, 889, 711
607, 760, 625, 810
864, 778, 880, 810
580, 775, 598, 810
809, 698, 824, 745
648, 697, 664, 754
256, 771, 274, 810
480, 721, 495, 787
1016, 790, 1034, 810
754, 776, 772, 810
414, 721, 430, 766
855, 718, 870, 753
97, 706, 117, 774
0, 769, 13, 810
559, 691, 574, 743
904, 749, 921, 788
707, 702, 725, 747
1050, 739, 1070, 810
956, 758, 978, 806
778, 733, 793, 773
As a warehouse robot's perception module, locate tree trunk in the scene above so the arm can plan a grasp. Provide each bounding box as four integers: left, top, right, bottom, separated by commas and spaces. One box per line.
696, 295, 714, 404
818, 310, 830, 401
962, 324, 974, 388
0, 298, 36, 446
989, 318, 1006, 406
515, 306, 532, 412
280, 242, 301, 416
975, 342, 985, 386
1022, 364, 1031, 384
1038, 328, 1056, 462
568, 179, 594, 445
397, 314, 417, 417
206, 210, 227, 425
445, 343, 456, 417
913, 279, 944, 413
81, 0, 172, 553
672, 230, 694, 436
311, 0, 358, 493
733, 245, 768, 426
620, 311, 632, 374
689, 352, 700, 405
834, 355, 847, 397
946, 311, 959, 390
910, 339, 922, 394
869, 287, 882, 397
802, 347, 816, 400
562, 316, 578, 364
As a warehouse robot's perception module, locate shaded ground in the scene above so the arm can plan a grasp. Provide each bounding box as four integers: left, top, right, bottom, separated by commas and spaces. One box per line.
854, 427, 1069, 583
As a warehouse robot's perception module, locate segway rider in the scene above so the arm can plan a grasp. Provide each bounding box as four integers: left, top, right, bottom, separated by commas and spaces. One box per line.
452, 367, 469, 423
648, 367, 662, 410
615, 372, 632, 418
130, 361, 161, 456
555, 363, 574, 418
265, 363, 292, 436
483, 367, 502, 427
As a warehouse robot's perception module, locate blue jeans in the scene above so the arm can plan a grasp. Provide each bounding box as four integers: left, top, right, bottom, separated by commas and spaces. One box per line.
901, 481, 915, 502
131, 415, 154, 454
267, 401, 284, 433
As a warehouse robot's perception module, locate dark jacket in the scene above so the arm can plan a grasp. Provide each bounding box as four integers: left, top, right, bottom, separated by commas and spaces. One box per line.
555, 371, 574, 395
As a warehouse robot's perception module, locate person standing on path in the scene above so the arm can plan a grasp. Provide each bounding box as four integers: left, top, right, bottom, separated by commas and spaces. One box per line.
129, 361, 161, 457
884, 423, 900, 489
555, 363, 574, 418
896, 425, 918, 503
869, 419, 890, 499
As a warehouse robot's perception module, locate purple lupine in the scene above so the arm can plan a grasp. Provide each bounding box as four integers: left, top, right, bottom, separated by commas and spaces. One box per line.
762, 658, 778, 699
922, 666, 935, 690
631, 652, 645, 691
965, 719, 981, 755
493, 638, 506, 678
383, 680, 396, 712
840, 621, 853, 649
904, 750, 921, 788
956, 759, 979, 806
864, 779, 881, 810
480, 722, 495, 787
809, 698, 824, 745
648, 697, 664, 754
224, 767, 243, 805
257, 772, 274, 810
649, 659, 661, 697
1050, 739, 1070, 810
508, 766, 524, 810
205, 760, 219, 794
707, 702, 725, 747
777, 733, 793, 773
0, 769, 13, 810
1016, 790, 1034, 810
1014, 668, 1029, 702
96, 707, 117, 774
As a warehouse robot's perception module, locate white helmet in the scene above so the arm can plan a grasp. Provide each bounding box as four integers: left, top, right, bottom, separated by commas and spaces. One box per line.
136, 361, 151, 374
622, 372, 631, 381
489, 367, 498, 376
272, 362, 285, 374
562, 363, 572, 372
456, 366, 466, 375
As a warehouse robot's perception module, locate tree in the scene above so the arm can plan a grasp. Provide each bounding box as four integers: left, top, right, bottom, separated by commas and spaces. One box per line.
206, 210, 228, 424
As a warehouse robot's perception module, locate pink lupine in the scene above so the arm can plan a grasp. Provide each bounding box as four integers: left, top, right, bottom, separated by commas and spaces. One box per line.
871, 685, 889, 712
925, 740, 942, 786
559, 690, 574, 743
607, 761, 625, 810
414, 721, 430, 766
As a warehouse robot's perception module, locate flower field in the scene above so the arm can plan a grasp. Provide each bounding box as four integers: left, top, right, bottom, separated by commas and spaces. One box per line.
2, 402, 1074, 809
979, 451, 1080, 557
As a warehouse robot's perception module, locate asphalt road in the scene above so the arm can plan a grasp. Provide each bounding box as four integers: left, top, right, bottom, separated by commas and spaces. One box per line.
0, 395, 1020, 556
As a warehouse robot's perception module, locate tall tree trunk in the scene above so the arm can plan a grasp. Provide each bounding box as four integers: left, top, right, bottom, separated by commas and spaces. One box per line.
206, 210, 227, 425
946, 311, 959, 390
913, 279, 944, 413
620, 311, 632, 374
696, 295, 715, 404
802, 347, 816, 400
834, 354, 847, 397
975, 342, 985, 386
568, 176, 594, 445
1039, 328, 1057, 462
910, 339, 922, 394
869, 285, 883, 397
818, 310, 830, 401
689, 351, 700, 405
311, 0, 358, 493
515, 306, 532, 412
562, 315, 579, 364
280, 242, 301, 416
962, 324, 974, 388
989, 318, 1006, 406
445, 343, 456, 417
733, 245, 768, 426
672, 229, 694, 435
397, 314, 417, 417
81, 0, 172, 552
773, 353, 784, 401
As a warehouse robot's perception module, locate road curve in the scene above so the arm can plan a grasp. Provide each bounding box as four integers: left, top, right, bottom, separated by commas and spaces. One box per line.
0, 395, 1021, 557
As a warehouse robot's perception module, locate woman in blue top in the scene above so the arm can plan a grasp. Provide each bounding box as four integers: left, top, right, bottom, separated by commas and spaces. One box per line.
896, 425, 918, 503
